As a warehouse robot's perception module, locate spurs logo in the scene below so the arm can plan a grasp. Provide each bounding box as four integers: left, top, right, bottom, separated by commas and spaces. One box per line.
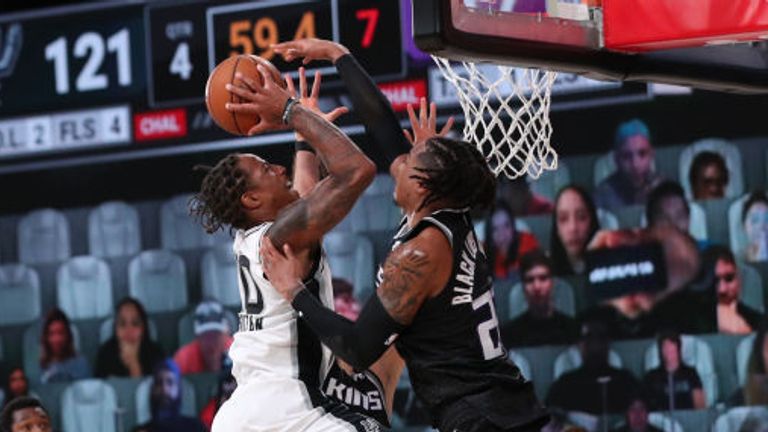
0, 23, 22, 79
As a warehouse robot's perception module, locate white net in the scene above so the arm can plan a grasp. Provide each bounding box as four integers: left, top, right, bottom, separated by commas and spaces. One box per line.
432, 56, 558, 179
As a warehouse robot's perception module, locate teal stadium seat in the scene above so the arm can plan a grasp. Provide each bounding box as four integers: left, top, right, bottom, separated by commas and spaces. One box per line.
736, 333, 756, 387
597, 208, 619, 230
349, 174, 401, 232
647, 412, 684, 432
640, 201, 708, 241
23, 321, 82, 384
727, 194, 750, 258
508, 350, 532, 380
57, 256, 113, 320
553, 345, 623, 379
134, 376, 196, 425
200, 244, 239, 308
160, 194, 230, 250
0, 264, 41, 325
88, 201, 141, 258
323, 232, 375, 302
644, 335, 718, 406
61, 379, 118, 432
18, 208, 70, 264
713, 406, 768, 432
679, 138, 744, 200
128, 250, 188, 313
529, 162, 571, 202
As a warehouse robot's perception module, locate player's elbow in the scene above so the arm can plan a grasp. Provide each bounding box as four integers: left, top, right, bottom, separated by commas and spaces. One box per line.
349, 158, 376, 190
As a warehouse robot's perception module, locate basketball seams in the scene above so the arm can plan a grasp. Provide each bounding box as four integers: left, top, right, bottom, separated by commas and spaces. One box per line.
230, 56, 244, 136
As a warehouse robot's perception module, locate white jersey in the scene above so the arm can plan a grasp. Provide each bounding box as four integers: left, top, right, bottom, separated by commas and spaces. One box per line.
213, 223, 381, 432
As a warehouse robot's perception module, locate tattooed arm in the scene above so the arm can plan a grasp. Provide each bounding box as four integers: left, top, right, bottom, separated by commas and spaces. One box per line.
226, 65, 374, 252
260, 228, 452, 369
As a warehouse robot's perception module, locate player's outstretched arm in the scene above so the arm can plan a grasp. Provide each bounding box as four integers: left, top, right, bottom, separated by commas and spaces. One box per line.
260, 228, 452, 370
226, 65, 374, 251
273, 38, 411, 167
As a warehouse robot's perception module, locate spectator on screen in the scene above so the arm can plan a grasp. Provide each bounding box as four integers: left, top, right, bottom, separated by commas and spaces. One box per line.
485, 200, 540, 279
501, 250, 578, 347
39, 308, 91, 383
551, 185, 600, 276
1, 369, 30, 410
546, 322, 639, 415
712, 247, 764, 334
641, 331, 706, 411
200, 356, 236, 431
689, 151, 729, 200
595, 119, 662, 211
741, 192, 768, 263
497, 177, 554, 217
134, 359, 206, 432
611, 396, 662, 432
728, 324, 768, 406
646, 181, 709, 251
95, 297, 164, 378
174, 300, 233, 375
0, 397, 51, 432
332, 278, 361, 321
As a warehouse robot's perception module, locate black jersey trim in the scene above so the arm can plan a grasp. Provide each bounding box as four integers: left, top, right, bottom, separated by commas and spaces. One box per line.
420, 216, 454, 247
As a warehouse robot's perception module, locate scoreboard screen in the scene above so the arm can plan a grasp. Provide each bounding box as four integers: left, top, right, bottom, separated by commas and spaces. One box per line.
0, 0, 648, 171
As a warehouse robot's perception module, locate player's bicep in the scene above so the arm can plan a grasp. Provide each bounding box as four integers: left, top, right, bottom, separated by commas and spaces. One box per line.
376, 245, 435, 326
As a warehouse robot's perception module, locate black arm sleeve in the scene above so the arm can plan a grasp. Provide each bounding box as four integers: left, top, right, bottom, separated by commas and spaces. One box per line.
335, 54, 411, 168
292, 287, 406, 370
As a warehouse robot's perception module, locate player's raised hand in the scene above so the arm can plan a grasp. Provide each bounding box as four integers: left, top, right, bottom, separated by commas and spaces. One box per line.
403, 97, 455, 146
286, 67, 349, 141
273, 38, 350, 64
225, 65, 293, 135
260, 237, 313, 301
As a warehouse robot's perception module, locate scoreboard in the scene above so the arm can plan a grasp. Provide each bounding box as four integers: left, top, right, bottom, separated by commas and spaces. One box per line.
0, 0, 649, 171
0, 0, 405, 163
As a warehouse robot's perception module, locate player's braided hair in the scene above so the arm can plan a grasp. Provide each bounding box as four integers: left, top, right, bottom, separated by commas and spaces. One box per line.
411, 137, 496, 211
189, 153, 251, 233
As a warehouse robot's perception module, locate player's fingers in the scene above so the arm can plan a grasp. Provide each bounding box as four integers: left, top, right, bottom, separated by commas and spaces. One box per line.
284, 74, 297, 98
238, 73, 262, 93
298, 67, 308, 100
302, 56, 315, 65
403, 129, 414, 144
310, 70, 322, 100
257, 65, 275, 87
283, 243, 295, 259
406, 104, 418, 129
225, 83, 257, 101
326, 106, 349, 122
419, 97, 428, 127
439, 116, 455, 136
429, 102, 437, 131
225, 103, 259, 114
247, 122, 271, 136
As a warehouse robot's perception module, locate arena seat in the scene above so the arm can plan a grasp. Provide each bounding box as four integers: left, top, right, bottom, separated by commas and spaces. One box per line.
57, 256, 113, 320
553, 346, 623, 379
23, 321, 82, 384
99, 317, 158, 344
61, 379, 118, 432
128, 250, 188, 313
644, 335, 718, 406
160, 193, 230, 250
508, 350, 532, 380
0, 264, 41, 325
508, 278, 575, 319
88, 201, 141, 258
200, 244, 239, 308
323, 232, 375, 302
134, 376, 196, 425
737, 263, 764, 313
597, 208, 619, 230
647, 412, 684, 432
679, 138, 744, 200
592, 151, 659, 188
177, 307, 237, 345
713, 406, 768, 432
736, 333, 756, 387
727, 193, 750, 256
529, 162, 571, 202
18, 208, 71, 264
349, 175, 401, 232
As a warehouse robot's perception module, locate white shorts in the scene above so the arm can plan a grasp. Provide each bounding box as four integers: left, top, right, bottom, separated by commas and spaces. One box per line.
211, 375, 382, 432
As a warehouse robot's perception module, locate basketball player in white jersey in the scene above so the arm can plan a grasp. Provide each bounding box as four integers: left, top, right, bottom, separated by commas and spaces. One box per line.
192, 67, 393, 431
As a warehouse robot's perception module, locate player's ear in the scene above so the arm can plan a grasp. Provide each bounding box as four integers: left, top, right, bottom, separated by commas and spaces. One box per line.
240, 189, 262, 211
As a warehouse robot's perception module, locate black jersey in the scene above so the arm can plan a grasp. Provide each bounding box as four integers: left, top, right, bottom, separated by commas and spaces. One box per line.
377, 209, 548, 430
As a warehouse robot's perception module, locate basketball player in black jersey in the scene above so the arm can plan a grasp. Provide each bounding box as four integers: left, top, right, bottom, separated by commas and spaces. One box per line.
261, 39, 550, 432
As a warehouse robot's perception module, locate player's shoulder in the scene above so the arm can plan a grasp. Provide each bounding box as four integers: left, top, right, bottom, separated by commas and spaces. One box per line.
393, 225, 452, 268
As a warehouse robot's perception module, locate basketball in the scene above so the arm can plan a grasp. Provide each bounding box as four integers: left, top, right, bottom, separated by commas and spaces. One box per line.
205, 55, 285, 136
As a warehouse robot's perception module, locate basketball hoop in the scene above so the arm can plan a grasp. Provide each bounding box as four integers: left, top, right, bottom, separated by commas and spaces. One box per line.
432, 56, 558, 179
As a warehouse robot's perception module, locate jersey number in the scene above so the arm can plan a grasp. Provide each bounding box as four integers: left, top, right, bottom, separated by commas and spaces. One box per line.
238, 255, 264, 314
472, 291, 504, 360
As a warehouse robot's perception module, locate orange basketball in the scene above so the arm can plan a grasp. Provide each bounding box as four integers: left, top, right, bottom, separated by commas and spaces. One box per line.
205, 55, 285, 136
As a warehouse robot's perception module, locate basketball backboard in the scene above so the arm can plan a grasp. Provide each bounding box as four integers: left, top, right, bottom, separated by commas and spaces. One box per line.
414, 0, 768, 93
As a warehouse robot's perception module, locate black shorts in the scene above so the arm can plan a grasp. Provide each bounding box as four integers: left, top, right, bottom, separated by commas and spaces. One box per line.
436, 398, 550, 432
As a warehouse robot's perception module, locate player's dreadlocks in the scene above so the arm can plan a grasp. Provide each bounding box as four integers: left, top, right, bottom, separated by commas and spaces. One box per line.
189, 153, 251, 233
411, 137, 496, 211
